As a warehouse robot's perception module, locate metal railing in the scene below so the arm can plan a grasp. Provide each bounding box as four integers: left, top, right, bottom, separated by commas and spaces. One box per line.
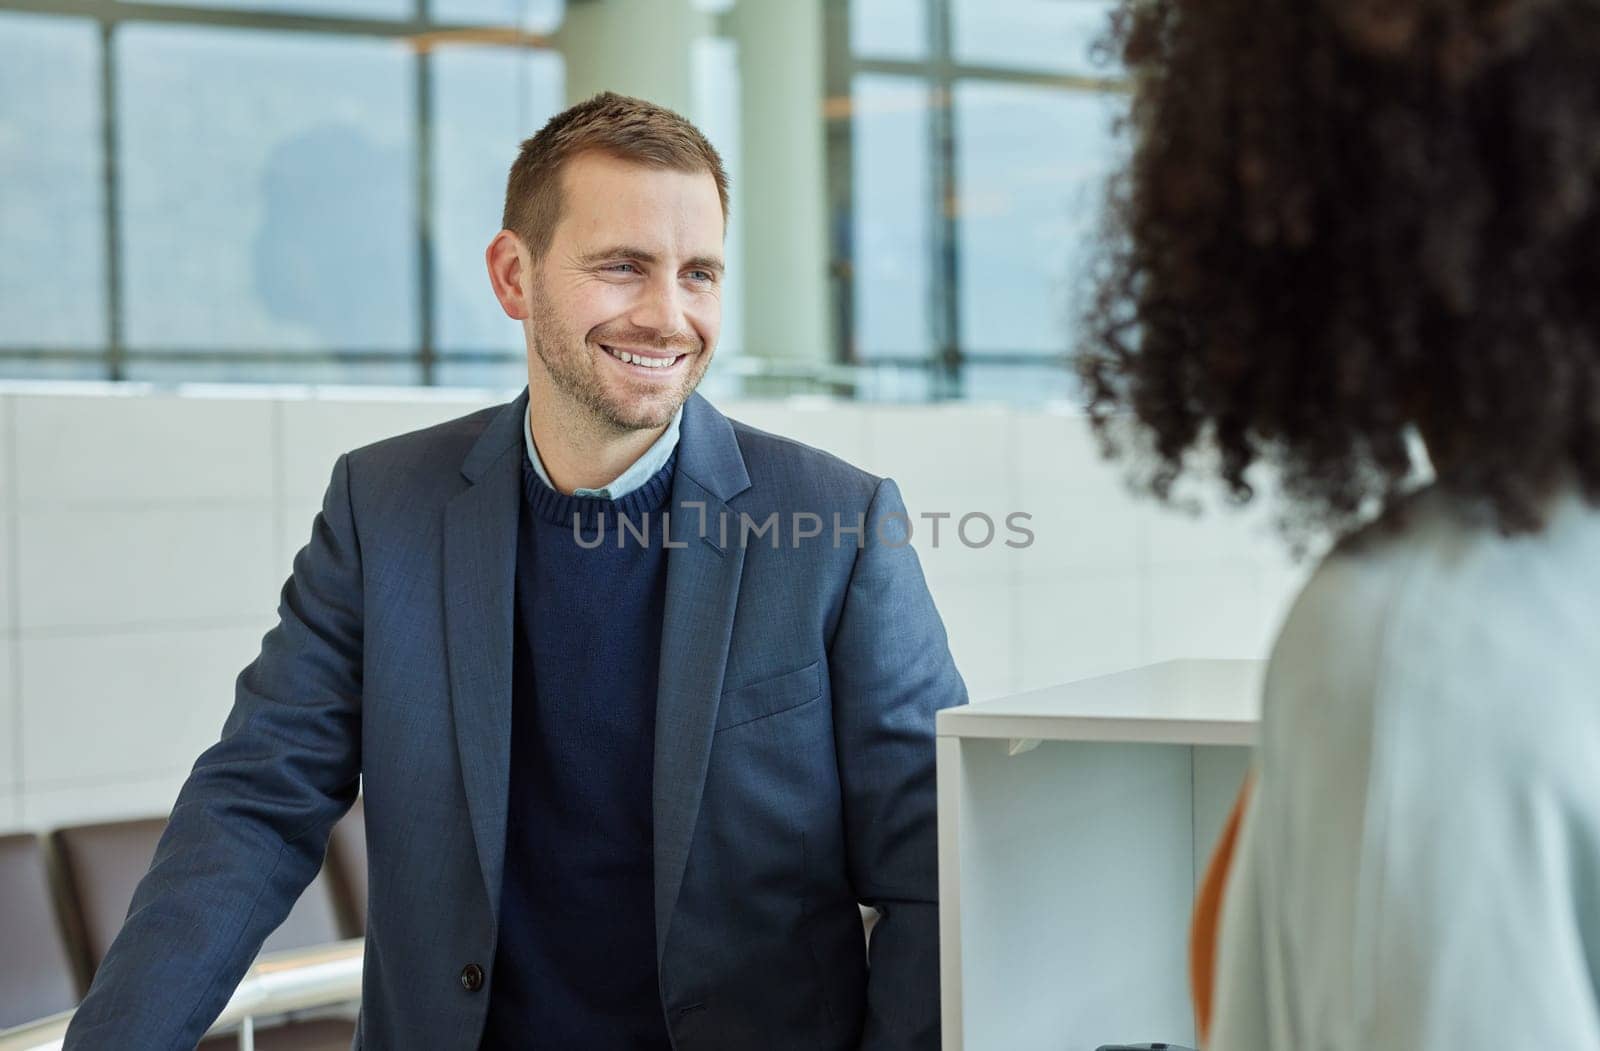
0, 939, 364, 1051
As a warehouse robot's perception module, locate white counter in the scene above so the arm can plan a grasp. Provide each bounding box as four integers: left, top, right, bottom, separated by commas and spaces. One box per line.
936, 659, 1263, 1051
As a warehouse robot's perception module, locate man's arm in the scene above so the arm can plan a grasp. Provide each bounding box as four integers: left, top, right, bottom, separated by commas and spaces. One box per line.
65, 453, 366, 1049
828, 477, 967, 1051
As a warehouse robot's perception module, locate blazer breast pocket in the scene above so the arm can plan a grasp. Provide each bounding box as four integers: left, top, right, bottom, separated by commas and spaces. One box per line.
716, 660, 823, 732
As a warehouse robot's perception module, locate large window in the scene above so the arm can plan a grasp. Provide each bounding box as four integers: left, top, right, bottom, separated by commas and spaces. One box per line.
830, 0, 1126, 401
0, 0, 565, 385
3, 0, 1124, 401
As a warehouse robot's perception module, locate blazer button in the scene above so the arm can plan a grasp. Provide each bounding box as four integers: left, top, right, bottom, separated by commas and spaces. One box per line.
460, 963, 485, 992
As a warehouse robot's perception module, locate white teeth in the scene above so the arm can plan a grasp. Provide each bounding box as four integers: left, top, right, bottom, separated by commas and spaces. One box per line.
607, 346, 679, 369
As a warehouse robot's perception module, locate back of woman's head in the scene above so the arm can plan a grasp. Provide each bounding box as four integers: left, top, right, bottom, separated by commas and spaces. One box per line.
1079, 0, 1600, 537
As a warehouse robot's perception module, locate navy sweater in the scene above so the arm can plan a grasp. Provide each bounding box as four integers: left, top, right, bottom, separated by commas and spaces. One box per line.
480, 447, 678, 1050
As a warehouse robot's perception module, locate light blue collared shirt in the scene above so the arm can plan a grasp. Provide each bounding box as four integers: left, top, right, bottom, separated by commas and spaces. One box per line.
524, 403, 683, 499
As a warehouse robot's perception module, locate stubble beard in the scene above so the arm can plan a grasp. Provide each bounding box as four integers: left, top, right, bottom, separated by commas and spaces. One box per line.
527, 280, 710, 434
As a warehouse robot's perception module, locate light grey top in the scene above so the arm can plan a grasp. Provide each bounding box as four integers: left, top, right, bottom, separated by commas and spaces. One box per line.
1212, 484, 1600, 1048
524, 402, 683, 499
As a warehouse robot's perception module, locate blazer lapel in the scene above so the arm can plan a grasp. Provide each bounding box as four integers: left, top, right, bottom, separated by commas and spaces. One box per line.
443, 390, 527, 925
653, 393, 752, 961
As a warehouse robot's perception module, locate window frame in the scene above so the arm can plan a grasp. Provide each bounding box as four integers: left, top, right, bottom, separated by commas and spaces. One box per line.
826, 0, 1127, 400
0, 0, 561, 385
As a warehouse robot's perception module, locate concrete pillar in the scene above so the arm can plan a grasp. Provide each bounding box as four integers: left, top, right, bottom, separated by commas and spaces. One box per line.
554, 0, 710, 116
726, 0, 832, 364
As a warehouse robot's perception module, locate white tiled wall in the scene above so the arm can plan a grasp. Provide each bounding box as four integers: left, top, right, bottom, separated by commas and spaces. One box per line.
20, 625, 269, 785
21, 769, 195, 832
17, 509, 278, 630
0, 508, 13, 635
13, 393, 276, 507
0, 384, 499, 836
3, 394, 19, 823
1015, 570, 1143, 692
0, 639, 16, 801
0, 383, 1310, 834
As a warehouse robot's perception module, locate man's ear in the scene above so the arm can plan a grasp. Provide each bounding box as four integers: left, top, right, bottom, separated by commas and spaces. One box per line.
485, 229, 533, 321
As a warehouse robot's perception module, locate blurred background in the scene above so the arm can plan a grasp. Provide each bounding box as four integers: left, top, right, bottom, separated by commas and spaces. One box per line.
0, 0, 1301, 833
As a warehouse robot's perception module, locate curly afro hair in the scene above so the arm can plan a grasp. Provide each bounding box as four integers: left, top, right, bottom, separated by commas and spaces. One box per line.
1077, 0, 1600, 539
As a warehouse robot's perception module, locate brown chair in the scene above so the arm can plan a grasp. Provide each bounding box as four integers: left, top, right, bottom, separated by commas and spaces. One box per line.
324, 798, 367, 938
50, 817, 355, 1050
48, 817, 171, 988
0, 833, 80, 1028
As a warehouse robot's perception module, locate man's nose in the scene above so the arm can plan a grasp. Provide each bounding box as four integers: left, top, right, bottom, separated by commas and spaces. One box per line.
628, 272, 691, 340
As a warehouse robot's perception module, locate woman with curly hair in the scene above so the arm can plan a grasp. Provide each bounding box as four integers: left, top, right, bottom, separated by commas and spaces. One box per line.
1078, 0, 1600, 1046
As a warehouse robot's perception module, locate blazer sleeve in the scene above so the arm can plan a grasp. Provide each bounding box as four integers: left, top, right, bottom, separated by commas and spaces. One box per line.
827, 477, 968, 1051
64, 452, 366, 1050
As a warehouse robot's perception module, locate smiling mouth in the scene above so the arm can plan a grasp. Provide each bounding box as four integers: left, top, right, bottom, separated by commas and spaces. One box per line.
601, 344, 687, 370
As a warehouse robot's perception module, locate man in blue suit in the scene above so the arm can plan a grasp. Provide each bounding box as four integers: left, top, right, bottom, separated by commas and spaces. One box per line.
65, 92, 964, 1050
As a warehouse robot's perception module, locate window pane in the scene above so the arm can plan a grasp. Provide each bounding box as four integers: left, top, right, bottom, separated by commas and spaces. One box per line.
0, 14, 106, 351
433, 357, 527, 391
428, 0, 565, 31
854, 361, 936, 402
955, 83, 1120, 355
951, 0, 1118, 77
123, 0, 410, 18
961, 362, 1078, 405
0, 358, 110, 382
122, 358, 422, 386
851, 75, 932, 358
116, 25, 417, 353
851, 0, 926, 61
431, 46, 564, 355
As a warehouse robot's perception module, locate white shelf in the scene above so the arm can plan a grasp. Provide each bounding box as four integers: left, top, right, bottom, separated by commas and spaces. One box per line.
938, 658, 1264, 747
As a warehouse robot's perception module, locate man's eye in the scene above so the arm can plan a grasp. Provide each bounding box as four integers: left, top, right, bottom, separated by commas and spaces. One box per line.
687, 270, 715, 283
605, 263, 638, 274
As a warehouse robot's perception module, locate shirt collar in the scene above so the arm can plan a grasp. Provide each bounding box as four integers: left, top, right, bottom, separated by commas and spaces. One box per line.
524, 403, 683, 500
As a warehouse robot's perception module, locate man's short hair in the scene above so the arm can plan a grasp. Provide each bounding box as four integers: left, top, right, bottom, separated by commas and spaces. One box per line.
502, 91, 730, 261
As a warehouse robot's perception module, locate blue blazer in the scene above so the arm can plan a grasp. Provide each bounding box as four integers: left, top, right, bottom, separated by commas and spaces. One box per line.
64, 390, 966, 1050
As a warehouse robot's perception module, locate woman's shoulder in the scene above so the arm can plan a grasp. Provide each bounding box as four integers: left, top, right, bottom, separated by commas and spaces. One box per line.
1267, 483, 1600, 770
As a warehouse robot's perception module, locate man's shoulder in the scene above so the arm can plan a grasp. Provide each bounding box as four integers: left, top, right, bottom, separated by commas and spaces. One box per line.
723, 413, 882, 508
